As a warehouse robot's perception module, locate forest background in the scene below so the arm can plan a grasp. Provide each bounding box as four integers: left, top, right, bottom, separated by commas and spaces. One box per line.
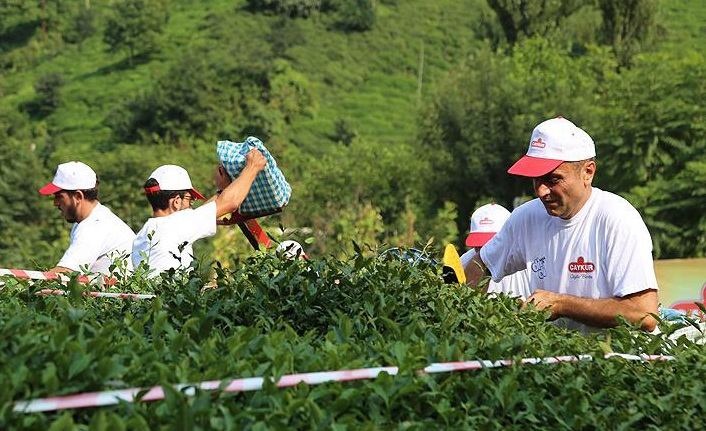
0, 0, 704, 269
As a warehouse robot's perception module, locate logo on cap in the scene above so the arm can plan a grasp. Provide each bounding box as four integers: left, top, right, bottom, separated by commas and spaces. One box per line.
568, 257, 595, 273
478, 217, 494, 225
530, 138, 546, 148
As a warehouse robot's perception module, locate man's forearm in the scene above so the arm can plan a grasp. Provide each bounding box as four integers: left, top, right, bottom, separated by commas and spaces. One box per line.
49, 266, 74, 274
547, 289, 659, 331
215, 166, 259, 217
464, 252, 488, 289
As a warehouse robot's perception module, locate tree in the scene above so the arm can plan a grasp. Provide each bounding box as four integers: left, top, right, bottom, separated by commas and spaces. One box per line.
419, 38, 613, 240
597, 0, 658, 67
593, 52, 706, 193
338, 0, 375, 32
107, 53, 224, 143
268, 17, 305, 59
246, 0, 323, 18
0, 109, 64, 268
0, 0, 39, 40
103, 0, 170, 67
331, 118, 357, 146
33, 72, 64, 114
626, 160, 706, 258
65, 7, 96, 50
485, 0, 584, 45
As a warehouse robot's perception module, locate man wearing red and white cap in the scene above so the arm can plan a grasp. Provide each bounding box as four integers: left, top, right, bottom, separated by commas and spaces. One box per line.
461, 203, 530, 300
466, 117, 658, 333
132, 149, 266, 276
39, 161, 135, 275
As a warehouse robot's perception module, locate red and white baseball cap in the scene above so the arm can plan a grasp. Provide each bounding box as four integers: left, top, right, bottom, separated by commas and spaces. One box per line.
144, 165, 206, 200
508, 117, 595, 177
39, 161, 97, 195
465, 203, 511, 247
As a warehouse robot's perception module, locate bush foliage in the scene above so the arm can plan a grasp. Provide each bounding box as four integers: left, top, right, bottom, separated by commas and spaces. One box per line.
1, 253, 703, 429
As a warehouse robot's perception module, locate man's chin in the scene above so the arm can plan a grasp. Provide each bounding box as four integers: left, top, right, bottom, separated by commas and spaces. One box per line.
542, 203, 561, 217
62, 211, 78, 223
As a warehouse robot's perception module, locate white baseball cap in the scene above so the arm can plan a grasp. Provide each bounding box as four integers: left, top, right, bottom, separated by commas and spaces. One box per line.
465, 203, 511, 247
508, 116, 595, 177
144, 165, 206, 200
39, 161, 97, 195
276, 240, 307, 260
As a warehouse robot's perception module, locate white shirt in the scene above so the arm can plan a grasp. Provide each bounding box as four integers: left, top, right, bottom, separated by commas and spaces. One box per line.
461, 249, 531, 300
132, 201, 217, 277
480, 187, 658, 333
57, 203, 135, 275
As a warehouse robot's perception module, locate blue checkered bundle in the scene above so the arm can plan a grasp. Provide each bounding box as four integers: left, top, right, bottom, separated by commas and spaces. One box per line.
216, 137, 291, 214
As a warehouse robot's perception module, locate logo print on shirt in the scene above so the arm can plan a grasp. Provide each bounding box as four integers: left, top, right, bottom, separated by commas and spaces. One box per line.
568, 257, 595, 273
531, 138, 546, 148
531, 256, 547, 279
478, 217, 494, 225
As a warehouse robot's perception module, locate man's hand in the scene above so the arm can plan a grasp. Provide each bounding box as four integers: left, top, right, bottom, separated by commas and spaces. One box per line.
521, 288, 658, 331
214, 149, 267, 218
245, 148, 267, 172
523, 289, 563, 320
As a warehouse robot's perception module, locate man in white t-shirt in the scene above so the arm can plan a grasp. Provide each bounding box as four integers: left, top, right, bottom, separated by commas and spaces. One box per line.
461, 203, 531, 300
39, 161, 135, 275
466, 117, 658, 333
132, 149, 266, 276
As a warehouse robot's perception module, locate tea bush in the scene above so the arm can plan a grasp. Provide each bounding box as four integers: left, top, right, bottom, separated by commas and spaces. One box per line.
0, 252, 703, 430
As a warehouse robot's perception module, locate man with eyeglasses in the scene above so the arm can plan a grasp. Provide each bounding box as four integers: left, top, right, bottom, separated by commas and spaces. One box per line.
132, 149, 266, 277
39, 161, 135, 275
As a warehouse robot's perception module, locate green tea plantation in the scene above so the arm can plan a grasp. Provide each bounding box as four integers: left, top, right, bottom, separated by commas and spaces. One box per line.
1, 251, 704, 430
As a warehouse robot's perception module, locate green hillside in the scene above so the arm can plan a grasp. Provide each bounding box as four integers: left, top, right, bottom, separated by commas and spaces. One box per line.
1, 0, 481, 151
1, 0, 706, 267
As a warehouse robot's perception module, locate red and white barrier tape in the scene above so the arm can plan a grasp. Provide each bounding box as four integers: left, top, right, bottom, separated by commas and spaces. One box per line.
13, 353, 673, 413
0, 268, 116, 286
1, 268, 80, 283
35, 289, 155, 300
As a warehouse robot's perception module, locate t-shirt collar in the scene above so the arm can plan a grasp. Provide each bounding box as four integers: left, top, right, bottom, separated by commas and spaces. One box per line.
553, 187, 596, 228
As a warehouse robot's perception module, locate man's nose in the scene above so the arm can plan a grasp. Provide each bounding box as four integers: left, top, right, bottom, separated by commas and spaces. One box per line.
533, 181, 550, 198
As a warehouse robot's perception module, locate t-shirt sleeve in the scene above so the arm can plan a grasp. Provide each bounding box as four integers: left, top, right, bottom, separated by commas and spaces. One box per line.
173, 201, 218, 244
56, 223, 105, 271
604, 206, 658, 297
480, 211, 526, 283
460, 249, 476, 270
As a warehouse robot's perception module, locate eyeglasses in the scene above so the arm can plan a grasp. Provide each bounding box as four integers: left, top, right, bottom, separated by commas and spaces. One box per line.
179, 193, 194, 207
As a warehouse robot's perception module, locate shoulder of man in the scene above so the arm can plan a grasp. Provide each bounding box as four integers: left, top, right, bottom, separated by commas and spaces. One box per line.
593, 188, 646, 224
82, 203, 134, 233
160, 202, 217, 229
506, 197, 545, 225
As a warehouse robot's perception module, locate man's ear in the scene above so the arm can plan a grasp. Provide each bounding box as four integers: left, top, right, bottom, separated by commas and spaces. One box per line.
73, 190, 85, 202
583, 160, 596, 185
169, 196, 180, 212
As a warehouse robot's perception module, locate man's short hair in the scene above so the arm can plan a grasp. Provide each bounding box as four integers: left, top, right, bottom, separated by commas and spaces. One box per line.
64, 180, 99, 202
144, 178, 188, 211
568, 157, 596, 173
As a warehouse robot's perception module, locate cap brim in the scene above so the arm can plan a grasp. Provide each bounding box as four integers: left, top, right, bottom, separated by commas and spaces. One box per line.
191, 188, 206, 200
507, 155, 563, 177
38, 182, 62, 195
465, 232, 496, 247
